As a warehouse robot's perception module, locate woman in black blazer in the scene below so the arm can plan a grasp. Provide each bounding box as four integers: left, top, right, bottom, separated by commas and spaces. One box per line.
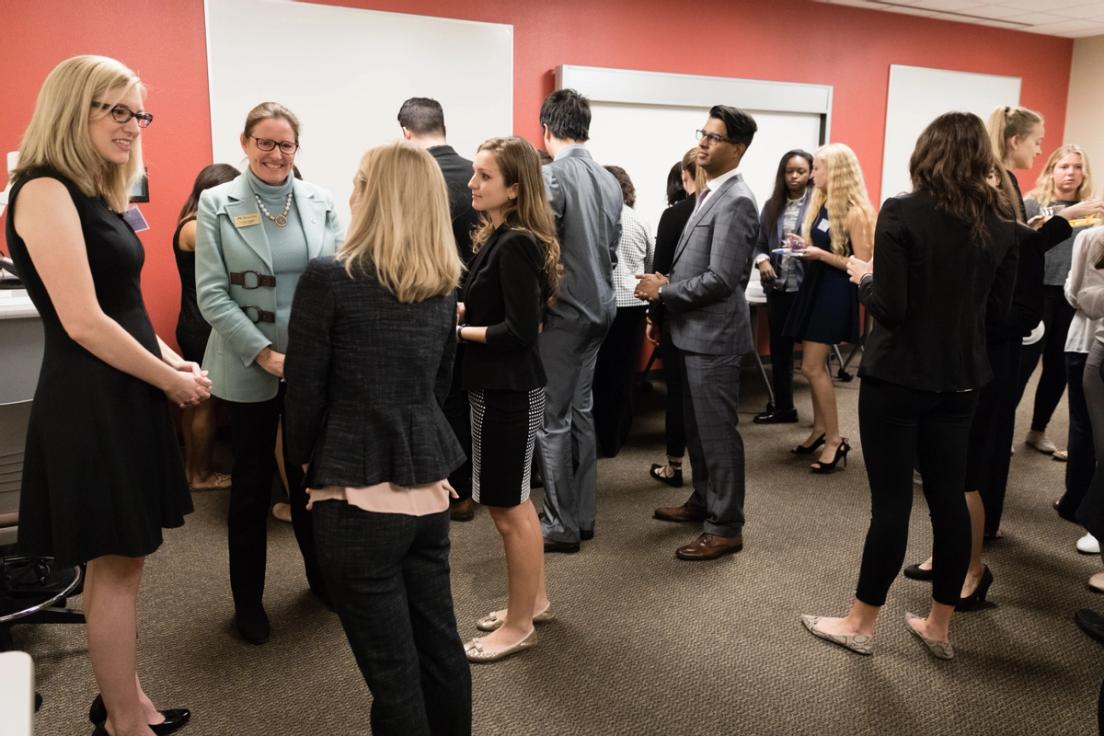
457, 136, 561, 663
801, 112, 1018, 660
284, 142, 470, 735
646, 147, 702, 487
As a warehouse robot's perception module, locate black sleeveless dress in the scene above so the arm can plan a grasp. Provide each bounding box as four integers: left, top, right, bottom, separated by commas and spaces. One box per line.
782, 207, 861, 345
5, 168, 192, 565
172, 215, 210, 364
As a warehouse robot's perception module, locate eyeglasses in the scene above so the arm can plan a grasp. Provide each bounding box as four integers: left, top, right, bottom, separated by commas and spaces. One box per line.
696, 129, 735, 146
91, 101, 154, 128
250, 137, 299, 155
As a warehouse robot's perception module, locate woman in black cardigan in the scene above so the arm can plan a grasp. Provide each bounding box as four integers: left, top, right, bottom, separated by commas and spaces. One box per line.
457, 136, 561, 663
801, 113, 1017, 660
284, 142, 470, 735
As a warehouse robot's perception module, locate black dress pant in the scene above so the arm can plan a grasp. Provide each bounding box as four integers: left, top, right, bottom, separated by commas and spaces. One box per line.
594, 306, 647, 458
313, 502, 471, 736
765, 289, 799, 412
227, 385, 323, 611
442, 346, 472, 502
1017, 285, 1074, 432
980, 338, 1022, 537
658, 321, 686, 459
855, 377, 977, 607
1060, 351, 1095, 519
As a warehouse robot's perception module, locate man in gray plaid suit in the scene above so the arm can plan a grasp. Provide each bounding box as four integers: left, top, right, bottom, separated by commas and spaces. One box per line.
636, 105, 759, 560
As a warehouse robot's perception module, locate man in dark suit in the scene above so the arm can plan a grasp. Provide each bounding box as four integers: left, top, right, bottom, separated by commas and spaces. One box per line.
399, 97, 480, 521
636, 106, 759, 561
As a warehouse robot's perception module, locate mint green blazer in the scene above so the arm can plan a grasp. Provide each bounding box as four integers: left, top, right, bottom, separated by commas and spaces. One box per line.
195, 174, 343, 403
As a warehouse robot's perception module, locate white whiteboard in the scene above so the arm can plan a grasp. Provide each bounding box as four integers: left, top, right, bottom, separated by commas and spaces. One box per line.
586, 103, 823, 233
880, 65, 1020, 203
205, 0, 513, 225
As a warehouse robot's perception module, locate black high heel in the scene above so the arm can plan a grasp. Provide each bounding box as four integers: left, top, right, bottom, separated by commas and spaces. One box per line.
956, 565, 994, 611
791, 433, 826, 456
810, 439, 850, 474
89, 694, 191, 735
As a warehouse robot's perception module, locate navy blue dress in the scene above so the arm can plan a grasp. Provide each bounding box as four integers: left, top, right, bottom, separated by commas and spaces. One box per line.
783, 207, 861, 345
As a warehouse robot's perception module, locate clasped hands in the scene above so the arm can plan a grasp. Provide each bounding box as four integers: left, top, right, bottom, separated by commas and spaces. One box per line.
846, 255, 872, 285
166, 358, 212, 408
634, 272, 668, 301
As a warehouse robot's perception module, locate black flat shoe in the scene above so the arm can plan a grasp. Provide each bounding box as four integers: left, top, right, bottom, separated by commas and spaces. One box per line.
810, 439, 850, 474
543, 538, 580, 554
580, 529, 594, 541
1076, 608, 1104, 647
89, 695, 192, 735
234, 606, 271, 645
754, 408, 799, 424
956, 566, 994, 611
649, 463, 684, 487
903, 563, 934, 581
791, 434, 826, 455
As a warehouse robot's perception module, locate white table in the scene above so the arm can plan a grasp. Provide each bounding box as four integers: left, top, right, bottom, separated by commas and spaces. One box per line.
0, 650, 34, 735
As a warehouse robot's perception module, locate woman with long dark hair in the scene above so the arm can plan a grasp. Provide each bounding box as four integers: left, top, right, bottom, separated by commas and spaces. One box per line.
752, 149, 814, 424
459, 136, 561, 663
802, 112, 1018, 659
173, 163, 238, 491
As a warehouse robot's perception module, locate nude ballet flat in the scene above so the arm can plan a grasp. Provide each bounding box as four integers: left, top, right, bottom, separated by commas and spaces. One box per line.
476, 606, 556, 632
464, 628, 537, 663
800, 614, 874, 655
905, 612, 954, 660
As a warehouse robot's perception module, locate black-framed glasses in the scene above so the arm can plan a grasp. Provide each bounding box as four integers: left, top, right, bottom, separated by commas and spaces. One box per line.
250, 136, 299, 155
696, 129, 734, 146
91, 101, 154, 128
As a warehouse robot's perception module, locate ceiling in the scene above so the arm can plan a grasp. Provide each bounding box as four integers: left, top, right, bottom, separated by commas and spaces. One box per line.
813, 0, 1104, 37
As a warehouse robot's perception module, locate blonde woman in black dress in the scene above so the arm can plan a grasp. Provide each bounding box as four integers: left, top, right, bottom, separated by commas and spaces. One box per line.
458, 136, 561, 662
7, 55, 206, 736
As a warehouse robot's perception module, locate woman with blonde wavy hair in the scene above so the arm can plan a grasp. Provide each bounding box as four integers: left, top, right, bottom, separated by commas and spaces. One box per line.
1017, 144, 1099, 457
284, 142, 471, 735
7, 55, 206, 735
783, 143, 875, 472
457, 136, 560, 663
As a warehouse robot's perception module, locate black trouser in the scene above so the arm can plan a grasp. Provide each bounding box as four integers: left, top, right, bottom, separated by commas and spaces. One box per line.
313, 501, 471, 736
658, 322, 686, 459
855, 377, 977, 607
765, 289, 799, 412
594, 306, 647, 458
227, 385, 323, 611
981, 338, 1022, 537
442, 347, 472, 502
1017, 286, 1074, 432
1060, 351, 1095, 520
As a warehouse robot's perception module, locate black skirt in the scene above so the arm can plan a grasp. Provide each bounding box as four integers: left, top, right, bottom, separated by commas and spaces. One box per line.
469, 388, 544, 508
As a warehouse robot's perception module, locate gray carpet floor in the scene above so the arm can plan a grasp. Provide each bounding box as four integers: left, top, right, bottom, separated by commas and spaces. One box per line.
14, 365, 1104, 736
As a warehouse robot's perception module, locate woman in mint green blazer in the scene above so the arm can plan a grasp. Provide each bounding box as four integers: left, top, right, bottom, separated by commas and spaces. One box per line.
195, 101, 343, 644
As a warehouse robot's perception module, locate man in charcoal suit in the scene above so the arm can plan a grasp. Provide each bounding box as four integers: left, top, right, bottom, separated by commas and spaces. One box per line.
636, 105, 759, 561
398, 97, 480, 521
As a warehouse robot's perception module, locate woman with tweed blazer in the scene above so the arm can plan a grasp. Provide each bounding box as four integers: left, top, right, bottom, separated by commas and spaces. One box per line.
284, 142, 470, 736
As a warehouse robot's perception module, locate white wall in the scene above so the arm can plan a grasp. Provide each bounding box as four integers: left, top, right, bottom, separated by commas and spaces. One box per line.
205, 0, 513, 225
1065, 34, 1104, 188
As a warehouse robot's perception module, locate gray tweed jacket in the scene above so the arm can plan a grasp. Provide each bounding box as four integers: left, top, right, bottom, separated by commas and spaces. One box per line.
284, 256, 465, 488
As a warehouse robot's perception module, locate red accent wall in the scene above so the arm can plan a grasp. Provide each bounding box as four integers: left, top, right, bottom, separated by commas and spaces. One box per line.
0, 0, 1073, 344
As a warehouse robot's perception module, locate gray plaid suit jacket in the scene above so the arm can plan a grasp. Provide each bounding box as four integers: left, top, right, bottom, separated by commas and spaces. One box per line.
662, 172, 760, 356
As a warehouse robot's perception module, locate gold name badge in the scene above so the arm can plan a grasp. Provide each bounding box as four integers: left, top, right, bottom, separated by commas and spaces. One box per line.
234, 213, 261, 228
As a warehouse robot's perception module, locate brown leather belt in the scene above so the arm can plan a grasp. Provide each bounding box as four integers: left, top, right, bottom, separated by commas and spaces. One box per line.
230, 270, 276, 289
241, 305, 276, 323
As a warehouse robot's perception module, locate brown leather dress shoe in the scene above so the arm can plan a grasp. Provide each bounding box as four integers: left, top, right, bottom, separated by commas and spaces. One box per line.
450, 498, 476, 522
675, 533, 743, 560
653, 502, 707, 523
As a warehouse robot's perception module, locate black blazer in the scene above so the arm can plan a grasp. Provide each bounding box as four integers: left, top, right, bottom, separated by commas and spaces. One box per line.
858, 192, 1018, 393
652, 197, 696, 276
284, 257, 465, 488
461, 227, 547, 392
429, 145, 479, 266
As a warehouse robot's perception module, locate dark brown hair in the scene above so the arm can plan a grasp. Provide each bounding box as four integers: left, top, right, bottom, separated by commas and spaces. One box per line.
910, 112, 1012, 243
604, 165, 635, 208
178, 163, 239, 221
